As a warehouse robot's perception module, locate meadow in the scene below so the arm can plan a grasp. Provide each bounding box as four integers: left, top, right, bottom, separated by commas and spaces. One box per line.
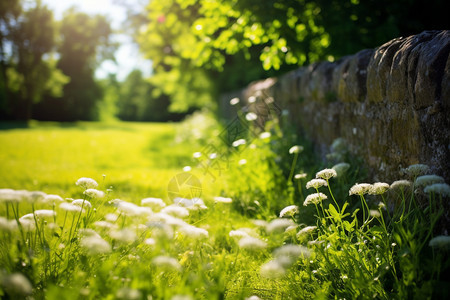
0, 113, 449, 299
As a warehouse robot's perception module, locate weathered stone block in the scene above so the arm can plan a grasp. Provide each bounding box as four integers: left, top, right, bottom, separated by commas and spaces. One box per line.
367, 38, 404, 103
414, 31, 450, 109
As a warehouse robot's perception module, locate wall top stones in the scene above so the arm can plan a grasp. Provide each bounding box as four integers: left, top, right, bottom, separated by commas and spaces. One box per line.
221, 30, 450, 182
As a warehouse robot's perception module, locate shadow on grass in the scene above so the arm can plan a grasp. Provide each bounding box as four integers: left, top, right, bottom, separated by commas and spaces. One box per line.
0, 121, 30, 130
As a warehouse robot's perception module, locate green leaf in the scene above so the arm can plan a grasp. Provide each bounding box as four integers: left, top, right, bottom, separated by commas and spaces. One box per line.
328, 204, 340, 221
343, 219, 356, 232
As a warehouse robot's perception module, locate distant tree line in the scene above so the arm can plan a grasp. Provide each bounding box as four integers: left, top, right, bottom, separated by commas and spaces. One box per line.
0, 0, 182, 122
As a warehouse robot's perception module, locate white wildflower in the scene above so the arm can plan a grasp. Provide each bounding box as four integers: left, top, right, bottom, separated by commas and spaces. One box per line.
285, 225, 298, 233
296, 226, 317, 238
72, 199, 92, 208
248, 96, 256, 103
144, 238, 156, 246
34, 209, 56, 218
94, 221, 117, 230
1, 273, 33, 296
156, 212, 188, 226
349, 183, 372, 196
229, 230, 250, 239
230, 97, 240, 105
76, 177, 98, 189
232, 139, 246, 147
245, 112, 257, 121
316, 168, 337, 180
238, 159, 247, 165
332, 162, 350, 177
369, 182, 390, 195
19, 213, 34, 221
116, 287, 142, 300
214, 196, 232, 203
80, 235, 111, 255
238, 236, 267, 250
104, 213, 119, 222
405, 164, 430, 177
174, 197, 199, 208
161, 205, 189, 218
187, 200, 208, 211
308, 240, 325, 247
27, 191, 46, 203
424, 183, 450, 197
141, 197, 166, 210
246, 296, 263, 300
78, 228, 101, 238
369, 210, 381, 218
294, 173, 307, 180
303, 193, 327, 206
274, 244, 311, 262
266, 218, 295, 233
0, 189, 22, 203
149, 213, 187, 227
289, 145, 303, 154
183, 166, 191, 172
390, 180, 412, 190
152, 256, 182, 272
193, 152, 202, 158
171, 295, 193, 300
251, 219, 268, 228
279, 205, 299, 218
116, 200, 150, 217
41, 194, 64, 205
84, 189, 105, 198
109, 228, 137, 243
259, 132, 271, 139
148, 221, 174, 239
260, 260, 286, 279
306, 179, 327, 189
415, 175, 445, 187
18, 218, 35, 231
59, 202, 84, 213
429, 235, 450, 249
0, 217, 18, 232
179, 224, 209, 239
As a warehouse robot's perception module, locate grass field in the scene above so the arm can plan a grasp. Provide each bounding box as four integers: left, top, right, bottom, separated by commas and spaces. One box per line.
0, 121, 198, 200
1, 119, 449, 299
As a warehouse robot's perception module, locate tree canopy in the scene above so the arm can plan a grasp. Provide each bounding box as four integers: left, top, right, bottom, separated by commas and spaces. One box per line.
137, 0, 448, 112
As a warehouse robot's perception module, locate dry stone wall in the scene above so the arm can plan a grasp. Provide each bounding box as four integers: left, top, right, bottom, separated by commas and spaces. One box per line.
221, 30, 450, 182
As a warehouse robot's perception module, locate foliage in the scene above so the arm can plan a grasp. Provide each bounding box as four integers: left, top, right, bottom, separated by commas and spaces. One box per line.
0, 118, 449, 299
0, 1, 117, 122
0, 1, 69, 120
139, 0, 448, 111
53, 8, 116, 121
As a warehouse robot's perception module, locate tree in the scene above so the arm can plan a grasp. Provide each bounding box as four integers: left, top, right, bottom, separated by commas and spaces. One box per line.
116, 69, 178, 122
138, 0, 448, 112
0, 0, 68, 120
56, 8, 116, 121
0, 0, 21, 118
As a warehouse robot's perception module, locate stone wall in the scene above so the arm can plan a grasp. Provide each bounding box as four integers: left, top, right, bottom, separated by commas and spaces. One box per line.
221, 30, 450, 182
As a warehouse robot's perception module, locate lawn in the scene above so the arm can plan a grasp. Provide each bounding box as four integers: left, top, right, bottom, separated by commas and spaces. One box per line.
0, 121, 196, 200
0, 118, 449, 299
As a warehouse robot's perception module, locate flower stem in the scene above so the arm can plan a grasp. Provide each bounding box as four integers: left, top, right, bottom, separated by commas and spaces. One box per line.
326, 179, 340, 214
288, 152, 299, 182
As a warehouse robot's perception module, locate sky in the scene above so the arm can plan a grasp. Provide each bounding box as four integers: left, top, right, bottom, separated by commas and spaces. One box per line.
42, 0, 152, 81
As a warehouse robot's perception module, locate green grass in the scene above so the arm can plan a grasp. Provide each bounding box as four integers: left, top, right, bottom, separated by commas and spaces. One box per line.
0, 119, 449, 299
0, 121, 195, 200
